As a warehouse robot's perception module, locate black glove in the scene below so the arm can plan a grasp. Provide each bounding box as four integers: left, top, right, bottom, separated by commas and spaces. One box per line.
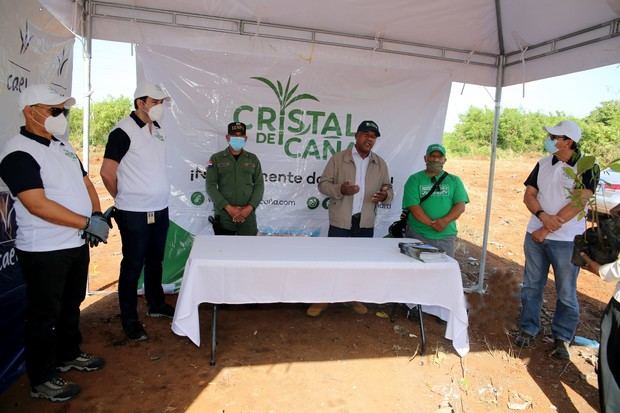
102, 206, 116, 229
82, 212, 110, 245
82, 231, 100, 248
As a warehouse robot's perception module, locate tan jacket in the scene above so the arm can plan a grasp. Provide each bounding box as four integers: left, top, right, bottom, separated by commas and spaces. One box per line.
318, 148, 393, 229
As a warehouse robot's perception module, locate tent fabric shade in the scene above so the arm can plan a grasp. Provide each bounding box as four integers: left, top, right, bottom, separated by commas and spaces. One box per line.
35, 0, 620, 293
41, 0, 620, 86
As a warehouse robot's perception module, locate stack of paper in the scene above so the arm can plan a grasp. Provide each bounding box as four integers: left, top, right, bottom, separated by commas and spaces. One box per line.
398, 242, 449, 262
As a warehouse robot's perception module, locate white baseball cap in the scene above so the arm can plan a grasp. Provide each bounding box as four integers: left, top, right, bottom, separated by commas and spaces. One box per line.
134, 82, 170, 100
543, 120, 582, 142
18, 84, 76, 109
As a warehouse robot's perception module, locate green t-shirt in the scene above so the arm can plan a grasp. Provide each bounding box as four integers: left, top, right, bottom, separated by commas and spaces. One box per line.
402, 170, 469, 240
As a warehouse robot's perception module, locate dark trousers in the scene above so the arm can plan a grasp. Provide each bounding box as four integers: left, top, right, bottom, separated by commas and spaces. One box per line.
17, 245, 89, 386
328, 213, 374, 238
116, 208, 169, 324
212, 214, 258, 236
599, 297, 620, 412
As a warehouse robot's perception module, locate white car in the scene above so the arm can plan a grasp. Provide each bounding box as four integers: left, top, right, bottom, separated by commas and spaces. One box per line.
594, 168, 620, 218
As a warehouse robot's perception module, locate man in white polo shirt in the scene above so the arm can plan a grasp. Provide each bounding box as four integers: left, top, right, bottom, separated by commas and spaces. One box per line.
514, 120, 598, 360
0, 84, 109, 402
100, 83, 174, 341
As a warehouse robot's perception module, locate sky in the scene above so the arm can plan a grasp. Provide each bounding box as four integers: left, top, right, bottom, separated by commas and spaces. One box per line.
71, 39, 620, 132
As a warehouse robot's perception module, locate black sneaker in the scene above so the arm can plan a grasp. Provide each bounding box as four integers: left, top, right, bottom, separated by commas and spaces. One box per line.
146, 303, 175, 319
550, 339, 571, 360
57, 352, 105, 372
514, 331, 535, 348
31, 376, 80, 402
123, 321, 148, 341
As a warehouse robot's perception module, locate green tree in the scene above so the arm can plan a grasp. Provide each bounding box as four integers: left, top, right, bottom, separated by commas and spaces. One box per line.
444, 106, 579, 157
68, 96, 132, 148
581, 100, 620, 164
585, 100, 620, 128
68, 106, 84, 148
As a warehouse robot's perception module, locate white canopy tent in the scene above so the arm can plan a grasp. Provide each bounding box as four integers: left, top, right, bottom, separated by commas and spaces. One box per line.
41, 0, 620, 292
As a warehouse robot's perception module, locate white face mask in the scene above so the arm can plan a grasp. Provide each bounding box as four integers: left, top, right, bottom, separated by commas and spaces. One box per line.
148, 104, 164, 122
44, 114, 68, 136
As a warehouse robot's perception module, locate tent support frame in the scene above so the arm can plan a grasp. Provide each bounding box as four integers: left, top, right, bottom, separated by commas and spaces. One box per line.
77, 0, 619, 295
83, 0, 114, 296
467, 56, 505, 293
465, 0, 505, 293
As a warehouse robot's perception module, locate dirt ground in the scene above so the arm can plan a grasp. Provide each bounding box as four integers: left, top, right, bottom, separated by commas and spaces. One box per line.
0, 155, 615, 413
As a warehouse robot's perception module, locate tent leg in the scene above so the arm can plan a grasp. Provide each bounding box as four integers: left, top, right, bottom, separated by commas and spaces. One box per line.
417, 305, 426, 355
210, 304, 218, 366
81, 1, 98, 297
476, 55, 505, 293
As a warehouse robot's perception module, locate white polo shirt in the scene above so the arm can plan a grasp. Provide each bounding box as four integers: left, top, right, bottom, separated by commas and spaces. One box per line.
104, 112, 170, 212
525, 154, 596, 241
351, 147, 370, 215
0, 129, 91, 252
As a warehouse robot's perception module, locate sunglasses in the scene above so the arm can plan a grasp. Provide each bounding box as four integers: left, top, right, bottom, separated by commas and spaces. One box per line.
549, 134, 567, 141
32, 105, 70, 117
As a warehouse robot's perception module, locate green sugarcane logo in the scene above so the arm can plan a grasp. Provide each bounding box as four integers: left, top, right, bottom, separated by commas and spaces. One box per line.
251, 75, 319, 145
235, 75, 358, 159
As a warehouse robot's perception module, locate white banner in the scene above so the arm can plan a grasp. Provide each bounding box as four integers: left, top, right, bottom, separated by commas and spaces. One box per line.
137, 43, 451, 239
0, 0, 74, 151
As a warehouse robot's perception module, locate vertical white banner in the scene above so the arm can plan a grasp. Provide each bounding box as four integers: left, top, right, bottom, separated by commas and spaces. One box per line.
0, 0, 74, 155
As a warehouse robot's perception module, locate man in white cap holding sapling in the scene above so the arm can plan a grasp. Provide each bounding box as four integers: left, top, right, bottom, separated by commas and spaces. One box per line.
514, 120, 599, 361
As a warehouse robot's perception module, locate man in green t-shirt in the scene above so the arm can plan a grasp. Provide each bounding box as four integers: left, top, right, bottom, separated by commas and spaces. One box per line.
402, 143, 469, 257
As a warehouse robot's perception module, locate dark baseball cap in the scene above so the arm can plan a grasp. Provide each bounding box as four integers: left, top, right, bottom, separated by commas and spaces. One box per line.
426, 143, 446, 156
356, 120, 380, 137
228, 121, 246, 135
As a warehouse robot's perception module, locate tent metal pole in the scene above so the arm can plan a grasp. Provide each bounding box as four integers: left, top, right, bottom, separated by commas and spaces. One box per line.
82, 0, 91, 172
474, 55, 505, 293
83, 1, 110, 296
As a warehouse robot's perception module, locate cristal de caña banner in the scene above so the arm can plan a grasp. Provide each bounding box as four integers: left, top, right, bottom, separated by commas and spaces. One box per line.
137, 43, 451, 241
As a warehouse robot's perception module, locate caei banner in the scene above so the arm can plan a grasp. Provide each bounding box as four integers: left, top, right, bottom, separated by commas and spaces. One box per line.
137, 43, 451, 239
0, 0, 74, 152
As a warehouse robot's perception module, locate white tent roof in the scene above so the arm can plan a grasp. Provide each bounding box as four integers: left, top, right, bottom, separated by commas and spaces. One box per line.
39, 0, 620, 292
42, 0, 620, 86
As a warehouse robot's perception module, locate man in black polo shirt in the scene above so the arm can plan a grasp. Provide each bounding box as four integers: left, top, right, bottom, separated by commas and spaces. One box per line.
515, 120, 598, 360
0, 84, 109, 402
100, 83, 175, 341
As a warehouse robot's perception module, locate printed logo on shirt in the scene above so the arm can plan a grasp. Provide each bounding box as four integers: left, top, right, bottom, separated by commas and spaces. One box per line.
63, 149, 78, 161
420, 184, 448, 197
152, 130, 165, 142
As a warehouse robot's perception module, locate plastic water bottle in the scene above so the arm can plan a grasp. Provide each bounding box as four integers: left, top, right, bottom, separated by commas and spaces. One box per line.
573, 335, 600, 349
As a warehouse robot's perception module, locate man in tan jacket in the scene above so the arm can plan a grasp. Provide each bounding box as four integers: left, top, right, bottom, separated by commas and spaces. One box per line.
307, 120, 393, 317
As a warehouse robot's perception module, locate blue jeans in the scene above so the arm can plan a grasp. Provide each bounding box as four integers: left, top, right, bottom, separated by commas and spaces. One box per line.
328, 213, 374, 238
405, 225, 456, 258
520, 232, 580, 342
116, 208, 169, 324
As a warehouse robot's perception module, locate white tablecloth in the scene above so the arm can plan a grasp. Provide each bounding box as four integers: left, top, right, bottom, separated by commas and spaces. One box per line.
172, 236, 470, 356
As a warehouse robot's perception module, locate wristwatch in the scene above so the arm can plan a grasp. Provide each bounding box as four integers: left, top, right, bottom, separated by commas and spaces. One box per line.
534, 210, 545, 219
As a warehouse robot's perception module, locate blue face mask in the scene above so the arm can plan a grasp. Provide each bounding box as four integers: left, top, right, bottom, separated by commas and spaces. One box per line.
543, 137, 558, 154
229, 136, 246, 151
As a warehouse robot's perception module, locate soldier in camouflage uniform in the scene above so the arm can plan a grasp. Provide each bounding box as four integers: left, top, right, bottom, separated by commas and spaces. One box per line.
206, 122, 264, 235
